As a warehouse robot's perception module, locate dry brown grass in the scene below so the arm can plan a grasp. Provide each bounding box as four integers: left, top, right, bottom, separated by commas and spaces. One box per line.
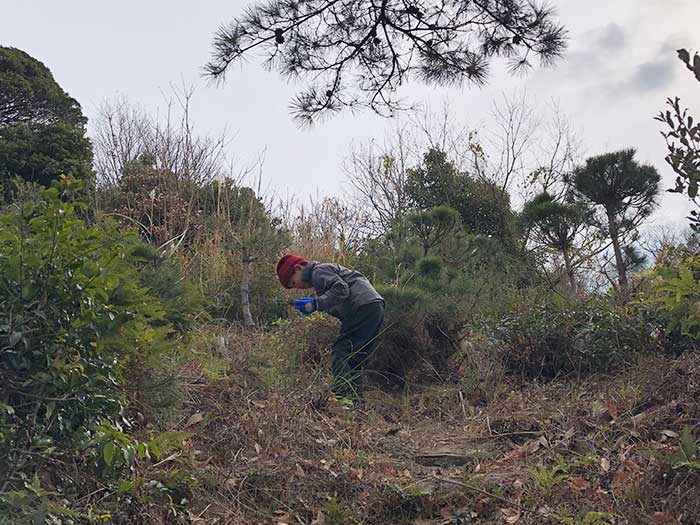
131, 326, 700, 525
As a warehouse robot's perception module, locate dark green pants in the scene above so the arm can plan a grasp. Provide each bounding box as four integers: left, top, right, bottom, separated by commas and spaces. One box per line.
331, 301, 384, 399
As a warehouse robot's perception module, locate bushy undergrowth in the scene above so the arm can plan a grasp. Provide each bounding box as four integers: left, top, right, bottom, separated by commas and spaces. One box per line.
129, 243, 207, 332
493, 294, 655, 379
635, 246, 700, 354
369, 285, 458, 388
188, 235, 287, 323
254, 313, 339, 386
351, 235, 538, 389
0, 180, 203, 522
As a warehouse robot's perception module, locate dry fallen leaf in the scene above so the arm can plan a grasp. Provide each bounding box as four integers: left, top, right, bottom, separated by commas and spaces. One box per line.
501, 508, 521, 523
568, 477, 590, 492
254, 442, 262, 455
184, 412, 204, 427
295, 463, 305, 477
653, 511, 677, 523
563, 427, 575, 441
600, 457, 610, 472
275, 509, 291, 524
311, 510, 326, 525
660, 429, 679, 439
538, 505, 554, 517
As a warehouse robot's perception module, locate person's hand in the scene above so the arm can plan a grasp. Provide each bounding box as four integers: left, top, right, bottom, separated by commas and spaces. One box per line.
293, 296, 317, 315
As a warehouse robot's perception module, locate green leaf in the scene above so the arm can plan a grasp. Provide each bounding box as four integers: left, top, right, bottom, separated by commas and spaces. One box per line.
136, 442, 149, 460
8, 332, 21, 347
680, 427, 698, 460
118, 479, 133, 495
148, 441, 161, 461
103, 441, 116, 466
123, 444, 136, 465
32, 499, 48, 525
45, 401, 56, 421
21, 283, 33, 300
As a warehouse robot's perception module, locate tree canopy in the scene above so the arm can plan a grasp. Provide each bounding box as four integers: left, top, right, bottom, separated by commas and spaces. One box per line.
569, 149, 660, 295
0, 46, 86, 129
406, 148, 514, 242
206, 0, 567, 122
0, 48, 92, 196
408, 205, 460, 256
0, 123, 93, 191
520, 191, 589, 292
570, 149, 660, 218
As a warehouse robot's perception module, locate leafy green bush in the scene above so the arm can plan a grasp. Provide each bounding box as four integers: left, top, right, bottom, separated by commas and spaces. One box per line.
494, 295, 653, 379
0, 179, 194, 520
643, 249, 700, 341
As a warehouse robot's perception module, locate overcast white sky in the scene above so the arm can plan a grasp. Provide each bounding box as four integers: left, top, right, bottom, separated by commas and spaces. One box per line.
2, 0, 699, 226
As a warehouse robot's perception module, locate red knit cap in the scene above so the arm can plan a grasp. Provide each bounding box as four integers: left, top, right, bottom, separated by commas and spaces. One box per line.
276, 254, 309, 288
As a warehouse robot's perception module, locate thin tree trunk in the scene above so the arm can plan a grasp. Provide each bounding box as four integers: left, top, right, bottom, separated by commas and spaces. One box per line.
241, 251, 255, 328
561, 245, 578, 296
607, 211, 628, 297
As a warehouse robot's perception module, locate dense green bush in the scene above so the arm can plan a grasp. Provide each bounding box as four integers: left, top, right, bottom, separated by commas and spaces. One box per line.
494, 294, 654, 379
632, 246, 700, 355
355, 229, 540, 389
368, 285, 459, 388
406, 149, 516, 244
126, 241, 208, 333
415, 255, 443, 279
645, 249, 700, 339
99, 155, 202, 246
0, 179, 196, 521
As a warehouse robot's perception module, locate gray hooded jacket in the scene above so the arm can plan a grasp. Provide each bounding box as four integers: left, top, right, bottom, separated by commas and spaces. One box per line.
301, 262, 384, 320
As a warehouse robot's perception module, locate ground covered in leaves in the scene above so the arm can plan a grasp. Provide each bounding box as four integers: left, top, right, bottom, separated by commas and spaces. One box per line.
131, 336, 700, 525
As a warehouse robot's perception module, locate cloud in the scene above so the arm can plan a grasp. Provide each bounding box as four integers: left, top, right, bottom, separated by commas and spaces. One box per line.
530, 23, 628, 86
626, 57, 676, 92
529, 23, 687, 106
617, 36, 684, 94
596, 23, 627, 53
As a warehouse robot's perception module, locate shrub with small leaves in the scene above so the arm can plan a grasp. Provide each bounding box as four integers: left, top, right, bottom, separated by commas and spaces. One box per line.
642, 250, 700, 341
495, 294, 653, 379
0, 178, 193, 520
